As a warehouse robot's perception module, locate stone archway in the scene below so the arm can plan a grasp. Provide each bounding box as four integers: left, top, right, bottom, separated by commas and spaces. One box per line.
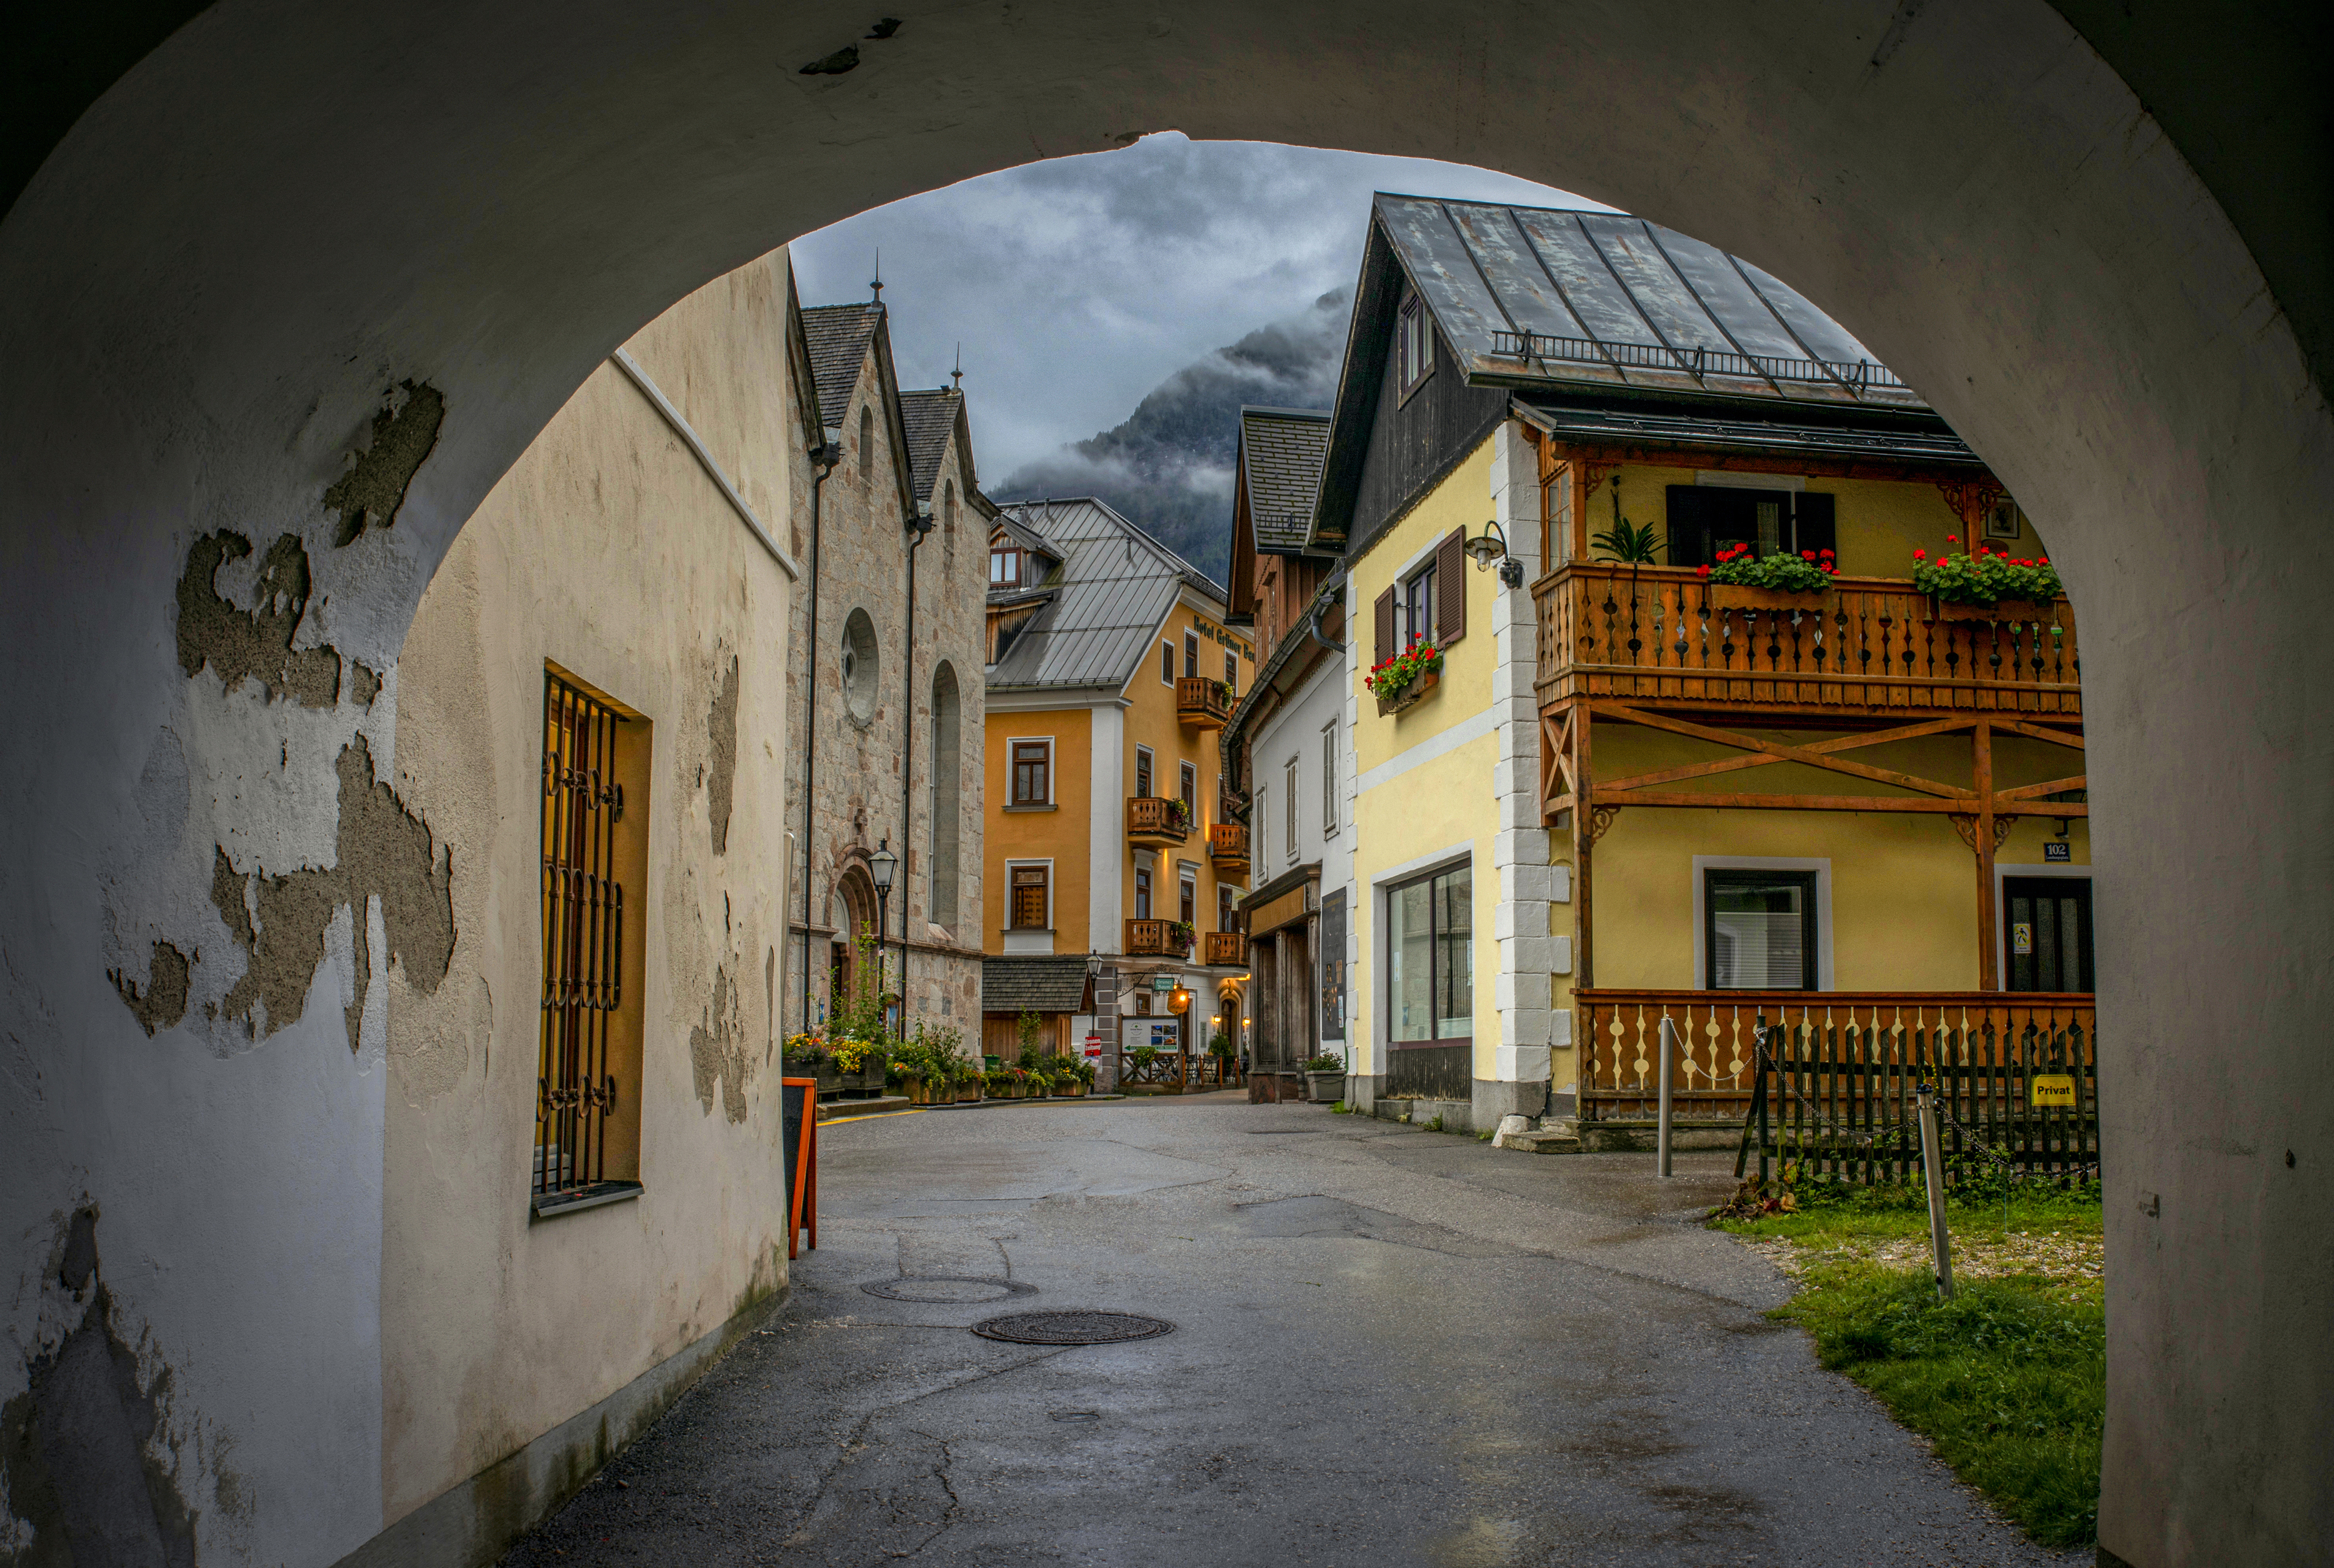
1, 5, 2325, 1563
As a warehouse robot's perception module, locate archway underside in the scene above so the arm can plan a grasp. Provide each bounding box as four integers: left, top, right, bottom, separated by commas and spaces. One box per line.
0, 3, 2325, 1565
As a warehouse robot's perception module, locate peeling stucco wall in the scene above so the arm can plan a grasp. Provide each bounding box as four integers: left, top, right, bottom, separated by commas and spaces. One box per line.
378, 251, 797, 1529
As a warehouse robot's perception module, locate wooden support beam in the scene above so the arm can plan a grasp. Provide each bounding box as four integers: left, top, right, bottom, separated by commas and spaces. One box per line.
1574, 701, 1594, 988
1989, 717, 2087, 749
1993, 773, 2089, 803
1975, 719, 1999, 991
1582, 788, 2090, 817
1588, 702, 1976, 801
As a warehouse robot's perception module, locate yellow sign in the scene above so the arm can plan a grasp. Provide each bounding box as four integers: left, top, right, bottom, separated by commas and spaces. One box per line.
2030, 1074, 2077, 1107
2012, 922, 2033, 955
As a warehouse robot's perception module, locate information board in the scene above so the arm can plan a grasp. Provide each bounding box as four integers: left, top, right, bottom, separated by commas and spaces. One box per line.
781, 1077, 817, 1258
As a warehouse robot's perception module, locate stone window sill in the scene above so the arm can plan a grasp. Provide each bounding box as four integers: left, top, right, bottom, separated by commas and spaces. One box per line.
1003, 803, 1058, 812
529, 1181, 644, 1221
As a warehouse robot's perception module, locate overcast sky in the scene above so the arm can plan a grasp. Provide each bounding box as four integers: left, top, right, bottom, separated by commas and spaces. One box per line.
792, 134, 1592, 480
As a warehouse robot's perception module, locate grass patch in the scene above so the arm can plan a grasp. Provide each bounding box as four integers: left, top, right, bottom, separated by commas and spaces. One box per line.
1717, 1181, 2104, 1549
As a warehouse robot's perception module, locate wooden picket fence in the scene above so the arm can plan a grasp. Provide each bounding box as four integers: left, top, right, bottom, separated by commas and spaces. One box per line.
1575, 989, 2099, 1185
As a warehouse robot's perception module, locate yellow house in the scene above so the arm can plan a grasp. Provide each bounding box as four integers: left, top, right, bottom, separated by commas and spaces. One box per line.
980, 498, 1257, 1079
1314, 195, 2089, 1135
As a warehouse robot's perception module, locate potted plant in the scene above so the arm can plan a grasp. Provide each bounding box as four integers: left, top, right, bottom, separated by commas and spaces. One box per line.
1164, 796, 1192, 832
1911, 538, 2065, 620
1026, 1062, 1052, 1099
1128, 1044, 1161, 1084
785, 1033, 841, 1098
1208, 1033, 1237, 1085
1696, 541, 1838, 609
1166, 919, 1196, 957
1366, 635, 1443, 716
1302, 1053, 1347, 1103
957, 1060, 981, 1103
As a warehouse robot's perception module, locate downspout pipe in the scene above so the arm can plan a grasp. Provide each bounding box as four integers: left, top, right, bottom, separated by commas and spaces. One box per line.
1304, 563, 1349, 656
898, 505, 934, 1028
800, 434, 841, 1035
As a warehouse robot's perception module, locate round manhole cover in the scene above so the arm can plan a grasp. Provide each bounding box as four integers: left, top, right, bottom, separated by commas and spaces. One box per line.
860, 1277, 1038, 1304
971, 1310, 1176, 1345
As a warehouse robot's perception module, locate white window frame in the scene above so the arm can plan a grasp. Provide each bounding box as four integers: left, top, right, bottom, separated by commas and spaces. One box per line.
1004, 857, 1055, 931
1284, 755, 1300, 863
1692, 855, 1834, 991
1321, 723, 1339, 838
1005, 735, 1055, 807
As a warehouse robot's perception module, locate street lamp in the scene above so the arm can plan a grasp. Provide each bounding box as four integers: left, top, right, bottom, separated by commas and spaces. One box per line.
869, 839, 897, 1023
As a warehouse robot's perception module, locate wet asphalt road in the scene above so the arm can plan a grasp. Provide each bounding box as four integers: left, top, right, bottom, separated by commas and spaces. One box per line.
506, 1093, 2079, 1567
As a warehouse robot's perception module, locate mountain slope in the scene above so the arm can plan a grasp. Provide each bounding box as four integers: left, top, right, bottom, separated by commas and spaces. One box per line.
994, 289, 1347, 584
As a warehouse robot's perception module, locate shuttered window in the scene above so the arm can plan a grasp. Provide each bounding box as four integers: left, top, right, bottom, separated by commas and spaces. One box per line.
1373, 587, 1395, 667
1434, 528, 1467, 645
1009, 865, 1049, 929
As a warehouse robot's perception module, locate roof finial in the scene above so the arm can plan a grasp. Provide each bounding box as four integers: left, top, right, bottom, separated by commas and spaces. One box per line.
870, 249, 883, 304
950, 342, 963, 391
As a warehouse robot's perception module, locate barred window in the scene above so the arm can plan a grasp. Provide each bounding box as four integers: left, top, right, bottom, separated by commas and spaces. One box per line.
537, 671, 646, 1214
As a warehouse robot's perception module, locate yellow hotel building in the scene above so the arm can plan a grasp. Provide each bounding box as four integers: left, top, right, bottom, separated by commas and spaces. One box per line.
1264, 195, 2090, 1136
980, 498, 1258, 1077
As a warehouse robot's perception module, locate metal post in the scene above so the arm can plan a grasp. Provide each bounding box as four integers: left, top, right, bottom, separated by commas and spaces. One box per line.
1656, 1016, 1676, 1178
1917, 1084, 1955, 1299
1756, 1022, 1771, 1184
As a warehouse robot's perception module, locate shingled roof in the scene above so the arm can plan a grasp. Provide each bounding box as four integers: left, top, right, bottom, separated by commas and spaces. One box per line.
1238, 406, 1330, 551
800, 303, 883, 423
981, 955, 1093, 1015
899, 387, 963, 505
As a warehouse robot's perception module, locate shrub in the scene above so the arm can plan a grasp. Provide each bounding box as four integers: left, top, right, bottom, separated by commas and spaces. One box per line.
1302, 1053, 1345, 1073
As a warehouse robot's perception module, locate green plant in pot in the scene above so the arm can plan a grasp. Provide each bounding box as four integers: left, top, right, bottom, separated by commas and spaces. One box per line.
1592, 515, 1665, 563
1701, 541, 1837, 593
1911, 538, 2065, 610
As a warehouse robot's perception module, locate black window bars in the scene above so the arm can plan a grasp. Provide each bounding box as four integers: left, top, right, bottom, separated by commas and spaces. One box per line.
537, 673, 627, 1206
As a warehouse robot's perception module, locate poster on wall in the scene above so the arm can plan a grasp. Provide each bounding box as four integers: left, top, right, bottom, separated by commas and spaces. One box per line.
1320, 889, 1347, 1040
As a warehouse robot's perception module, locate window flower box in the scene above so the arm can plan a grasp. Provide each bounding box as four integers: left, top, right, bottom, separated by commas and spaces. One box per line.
1706, 583, 1831, 614
1374, 666, 1440, 715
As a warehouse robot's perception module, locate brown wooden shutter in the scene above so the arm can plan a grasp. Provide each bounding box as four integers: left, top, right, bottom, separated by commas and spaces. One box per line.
1373, 587, 1395, 666
1435, 527, 1468, 645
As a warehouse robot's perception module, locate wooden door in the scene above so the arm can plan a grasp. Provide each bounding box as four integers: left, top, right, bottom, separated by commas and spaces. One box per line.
2003, 877, 2094, 991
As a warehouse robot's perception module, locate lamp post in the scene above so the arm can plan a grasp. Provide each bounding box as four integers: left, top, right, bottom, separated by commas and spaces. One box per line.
870, 839, 897, 1031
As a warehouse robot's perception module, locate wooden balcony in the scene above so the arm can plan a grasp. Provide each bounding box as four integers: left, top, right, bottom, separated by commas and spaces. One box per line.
1126, 795, 1192, 847
1176, 675, 1232, 729
1574, 989, 2098, 1177
1534, 563, 2080, 721
1202, 929, 1248, 968
1208, 822, 1250, 879
1124, 919, 1192, 958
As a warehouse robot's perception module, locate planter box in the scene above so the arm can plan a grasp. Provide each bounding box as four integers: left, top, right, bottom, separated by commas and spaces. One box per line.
814, 1064, 842, 1097
958, 1083, 980, 1103
1374, 666, 1441, 717
1306, 1071, 1345, 1103
1930, 596, 2054, 623
1708, 583, 1831, 614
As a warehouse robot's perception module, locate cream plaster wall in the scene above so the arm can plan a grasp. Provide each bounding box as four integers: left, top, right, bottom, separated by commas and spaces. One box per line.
381, 257, 796, 1523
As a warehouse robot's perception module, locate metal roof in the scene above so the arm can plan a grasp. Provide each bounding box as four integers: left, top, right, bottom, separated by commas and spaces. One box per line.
1374, 193, 1927, 411
986, 497, 1226, 693
1512, 399, 1984, 465
1238, 406, 1331, 552
800, 303, 883, 423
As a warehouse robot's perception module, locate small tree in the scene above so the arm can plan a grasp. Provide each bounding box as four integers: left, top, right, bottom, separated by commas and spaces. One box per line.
1016, 1009, 1045, 1061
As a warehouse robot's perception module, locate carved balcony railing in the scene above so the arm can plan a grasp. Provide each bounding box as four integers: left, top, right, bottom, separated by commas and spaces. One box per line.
1126, 795, 1192, 847
1176, 676, 1232, 729
1534, 564, 2080, 719
1202, 930, 1249, 968
1208, 822, 1250, 879
1124, 919, 1192, 959
1575, 989, 2099, 1179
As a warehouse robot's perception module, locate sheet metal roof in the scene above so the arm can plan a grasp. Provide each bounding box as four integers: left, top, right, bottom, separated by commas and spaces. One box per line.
1512, 400, 1983, 465
800, 303, 883, 422
1238, 406, 1331, 551
1375, 194, 1927, 411
900, 387, 964, 505
986, 497, 1226, 693
980, 955, 1092, 1015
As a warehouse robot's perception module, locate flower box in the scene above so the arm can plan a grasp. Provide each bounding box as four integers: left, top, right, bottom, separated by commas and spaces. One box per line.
1375, 667, 1440, 716
958, 1081, 980, 1103
1930, 597, 2054, 623
1708, 583, 1831, 613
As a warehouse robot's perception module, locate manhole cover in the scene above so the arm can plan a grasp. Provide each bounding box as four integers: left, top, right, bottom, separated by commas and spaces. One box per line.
860, 1277, 1038, 1304
971, 1310, 1176, 1345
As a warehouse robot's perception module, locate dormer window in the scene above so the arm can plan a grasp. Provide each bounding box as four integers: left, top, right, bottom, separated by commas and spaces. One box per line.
1398, 294, 1434, 399
990, 548, 1021, 587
